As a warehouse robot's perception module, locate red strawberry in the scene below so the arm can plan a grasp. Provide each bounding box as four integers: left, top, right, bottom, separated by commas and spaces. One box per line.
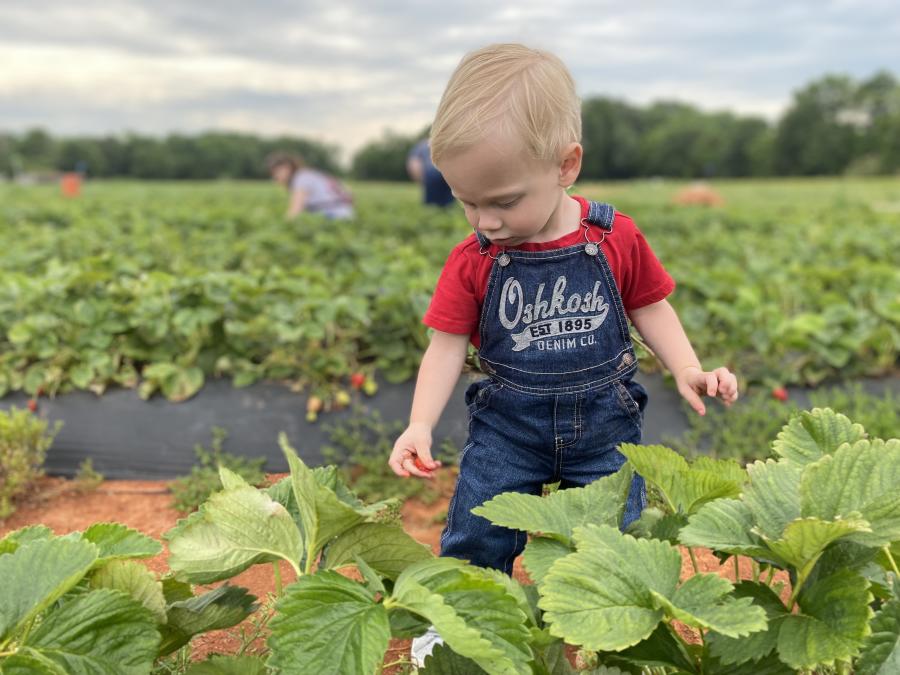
27, 399, 38, 413
771, 387, 789, 402
412, 456, 432, 473
350, 372, 366, 390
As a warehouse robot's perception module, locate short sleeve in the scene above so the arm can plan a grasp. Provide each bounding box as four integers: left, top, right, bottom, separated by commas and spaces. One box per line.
620, 227, 676, 311
423, 245, 480, 335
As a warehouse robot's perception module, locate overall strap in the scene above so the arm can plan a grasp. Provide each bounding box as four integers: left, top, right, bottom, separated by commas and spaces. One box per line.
584, 201, 615, 231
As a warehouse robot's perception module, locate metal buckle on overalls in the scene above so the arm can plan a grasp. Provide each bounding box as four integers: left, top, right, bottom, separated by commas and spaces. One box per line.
580, 219, 606, 256
478, 242, 511, 266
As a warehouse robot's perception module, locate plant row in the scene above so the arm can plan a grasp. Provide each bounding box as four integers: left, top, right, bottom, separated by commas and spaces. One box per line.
2, 408, 898, 673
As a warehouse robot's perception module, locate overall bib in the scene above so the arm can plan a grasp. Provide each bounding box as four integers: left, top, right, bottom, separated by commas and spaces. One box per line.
440, 201, 648, 574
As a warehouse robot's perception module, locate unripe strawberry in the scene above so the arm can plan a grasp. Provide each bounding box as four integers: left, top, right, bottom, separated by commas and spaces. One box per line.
334, 390, 351, 408
363, 379, 378, 396
306, 411, 318, 423
771, 386, 789, 402
350, 372, 366, 390
307, 395, 323, 413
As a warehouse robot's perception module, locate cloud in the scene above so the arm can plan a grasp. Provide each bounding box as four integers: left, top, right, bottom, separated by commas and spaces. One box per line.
2, 0, 898, 162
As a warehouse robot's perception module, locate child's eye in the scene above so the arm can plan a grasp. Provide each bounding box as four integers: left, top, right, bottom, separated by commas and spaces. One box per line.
497, 198, 521, 209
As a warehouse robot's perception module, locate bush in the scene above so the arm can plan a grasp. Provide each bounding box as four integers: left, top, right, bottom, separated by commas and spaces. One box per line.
0, 407, 61, 519
168, 427, 266, 513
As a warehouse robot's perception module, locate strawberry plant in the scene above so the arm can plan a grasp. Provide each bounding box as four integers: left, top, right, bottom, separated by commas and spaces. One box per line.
470, 408, 900, 674
1, 179, 897, 403
0, 523, 256, 672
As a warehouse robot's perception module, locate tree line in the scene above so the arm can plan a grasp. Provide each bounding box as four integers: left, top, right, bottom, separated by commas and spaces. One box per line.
2, 72, 898, 181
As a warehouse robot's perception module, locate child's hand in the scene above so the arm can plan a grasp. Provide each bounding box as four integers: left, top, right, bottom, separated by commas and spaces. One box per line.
390, 423, 441, 479
676, 366, 738, 416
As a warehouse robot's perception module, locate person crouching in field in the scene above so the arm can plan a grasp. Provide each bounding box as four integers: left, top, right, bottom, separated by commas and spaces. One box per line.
387, 43, 739, 666
266, 152, 355, 220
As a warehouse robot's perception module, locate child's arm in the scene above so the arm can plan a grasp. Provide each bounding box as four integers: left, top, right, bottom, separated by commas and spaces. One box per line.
628, 299, 738, 416
389, 330, 470, 478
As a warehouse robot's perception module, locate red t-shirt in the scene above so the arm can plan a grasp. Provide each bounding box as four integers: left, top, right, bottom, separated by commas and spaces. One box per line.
423, 195, 675, 347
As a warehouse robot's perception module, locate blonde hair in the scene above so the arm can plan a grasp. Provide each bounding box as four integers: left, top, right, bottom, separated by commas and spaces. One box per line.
430, 44, 581, 166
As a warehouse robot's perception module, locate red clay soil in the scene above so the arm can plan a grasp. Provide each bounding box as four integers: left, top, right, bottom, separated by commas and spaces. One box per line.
0, 474, 789, 672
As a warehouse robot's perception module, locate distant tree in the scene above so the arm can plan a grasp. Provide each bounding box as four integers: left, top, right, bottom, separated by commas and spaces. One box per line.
0, 134, 22, 178
351, 130, 419, 181
854, 71, 900, 172
774, 75, 859, 175
580, 97, 643, 180
129, 136, 176, 179
18, 128, 58, 171
57, 138, 107, 176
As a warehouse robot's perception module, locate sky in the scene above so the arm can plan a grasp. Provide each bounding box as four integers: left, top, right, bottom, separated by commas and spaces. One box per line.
2, 0, 899, 163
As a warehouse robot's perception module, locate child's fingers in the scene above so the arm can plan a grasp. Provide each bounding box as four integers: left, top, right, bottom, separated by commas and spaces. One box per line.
388, 446, 411, 477
704, 372, 718, 397
679, 382, 706, 416
713, 367, 739, 404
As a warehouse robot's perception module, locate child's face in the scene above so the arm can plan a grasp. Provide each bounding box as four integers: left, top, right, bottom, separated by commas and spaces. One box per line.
437, 132, 580, 246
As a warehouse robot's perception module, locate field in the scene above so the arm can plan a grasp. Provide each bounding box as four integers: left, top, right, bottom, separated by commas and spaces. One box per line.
1, 177, 899, 674
0, 178, 898, 405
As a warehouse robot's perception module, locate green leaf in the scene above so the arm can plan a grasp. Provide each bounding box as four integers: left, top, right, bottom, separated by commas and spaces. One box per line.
522, 536, 574, 587
649, 573, 767, 637
218, 466, 249, 491
765, 516, 871, 571
161, 365, 204, 402
704, 651, 795, 675
160, 577, 194, 605
0, 524, 54, 555
690, 456, 747, 485
21, 588, 159, 674
0, 538, 98, 640
0, 650, 68, 674
607, 623, 696, 672
184, 655, 269, 675
801, 439, 900, 546
707, 581, 790, 666
857, 597, 900, 675
472, 467, 633, 541
777, 568, 873, 669
742, 460, 802, 540
627, 508, 688, 545
90, 559, 167, 623
268, 571, 389, 675
620, 444, 741, 515
165, 485, 302, 584
772, 408, 866, 466
158, 585, 257, 657
538, 525, 680, 651
81, 523, 162, 563
353, 555, 386, 596
321, 522, 433, 580
420, 642, 488, 674
280, 434, 367, 563
392, 558, 532, 675
679, 499, 774, 561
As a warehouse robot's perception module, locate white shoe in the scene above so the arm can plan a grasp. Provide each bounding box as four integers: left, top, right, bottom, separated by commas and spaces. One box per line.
410, 625, 444, 668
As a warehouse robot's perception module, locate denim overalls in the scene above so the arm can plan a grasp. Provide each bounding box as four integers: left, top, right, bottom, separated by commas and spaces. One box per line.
440, 201, 648, 574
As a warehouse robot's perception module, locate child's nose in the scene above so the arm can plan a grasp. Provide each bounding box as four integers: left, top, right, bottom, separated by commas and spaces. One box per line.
477, 213, 502, 231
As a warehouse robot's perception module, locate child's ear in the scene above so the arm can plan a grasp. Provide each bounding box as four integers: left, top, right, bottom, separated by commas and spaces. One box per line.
558, 143, 582, 187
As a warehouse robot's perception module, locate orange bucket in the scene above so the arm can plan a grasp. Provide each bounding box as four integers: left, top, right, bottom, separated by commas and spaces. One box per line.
61, 172, 82, 198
